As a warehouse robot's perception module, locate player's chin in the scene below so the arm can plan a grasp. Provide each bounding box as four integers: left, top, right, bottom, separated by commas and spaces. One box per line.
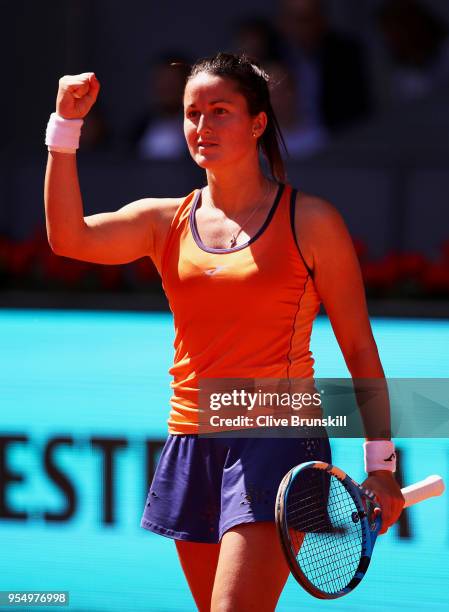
191, 151, 223, 169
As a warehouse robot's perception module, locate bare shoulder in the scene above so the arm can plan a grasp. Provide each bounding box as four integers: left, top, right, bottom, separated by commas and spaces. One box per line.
293, 191, 350, 270
123, 195, 185, 242
132, 195, 187, 270
294, 190, 350, 244
295, 191, 343, 229
123, 195, 184, 222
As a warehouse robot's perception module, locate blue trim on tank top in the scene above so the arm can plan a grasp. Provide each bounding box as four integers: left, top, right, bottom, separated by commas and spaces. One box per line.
189, 182, 285, 254
289, 188, 314, 278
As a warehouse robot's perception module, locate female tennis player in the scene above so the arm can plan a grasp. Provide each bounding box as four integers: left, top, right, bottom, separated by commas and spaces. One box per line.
44, 53, 404, 611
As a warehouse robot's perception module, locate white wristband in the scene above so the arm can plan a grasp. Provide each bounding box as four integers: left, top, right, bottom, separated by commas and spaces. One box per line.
45, 112, 84, 151
364, 440, 396, 473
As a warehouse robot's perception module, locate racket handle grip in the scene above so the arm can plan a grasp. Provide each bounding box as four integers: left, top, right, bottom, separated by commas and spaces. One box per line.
402, 475, 445, 508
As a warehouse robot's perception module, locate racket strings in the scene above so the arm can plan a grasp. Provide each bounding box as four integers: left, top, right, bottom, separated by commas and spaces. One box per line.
285, 471, 363, 594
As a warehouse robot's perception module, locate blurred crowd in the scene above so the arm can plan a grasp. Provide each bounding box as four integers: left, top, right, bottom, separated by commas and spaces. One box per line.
1, 226, 449, 298
81, 0, 449, 160
0, 230, 160, 294
2, 0, 449, 298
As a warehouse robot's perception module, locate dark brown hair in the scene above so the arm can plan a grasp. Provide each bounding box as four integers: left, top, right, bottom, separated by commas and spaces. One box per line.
186, 52, 287, 183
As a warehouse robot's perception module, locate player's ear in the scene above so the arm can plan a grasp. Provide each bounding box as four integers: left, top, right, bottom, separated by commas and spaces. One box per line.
252, 111, 268, 139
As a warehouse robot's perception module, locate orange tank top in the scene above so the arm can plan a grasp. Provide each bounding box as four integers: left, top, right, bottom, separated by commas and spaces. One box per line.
160, 183, 321, 434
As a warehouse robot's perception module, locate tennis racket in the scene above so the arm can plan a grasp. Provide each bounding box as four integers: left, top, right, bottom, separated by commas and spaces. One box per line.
275, 461, 445, 599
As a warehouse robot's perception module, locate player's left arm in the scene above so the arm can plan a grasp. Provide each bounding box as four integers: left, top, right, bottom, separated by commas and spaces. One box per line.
295, 193, 404, 533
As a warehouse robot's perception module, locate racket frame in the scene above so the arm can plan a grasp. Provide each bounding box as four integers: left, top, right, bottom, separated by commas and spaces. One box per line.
275, 460, 382, 599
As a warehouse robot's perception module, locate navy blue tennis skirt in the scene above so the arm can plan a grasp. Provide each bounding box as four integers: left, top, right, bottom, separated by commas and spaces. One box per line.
140, 432, 331, 543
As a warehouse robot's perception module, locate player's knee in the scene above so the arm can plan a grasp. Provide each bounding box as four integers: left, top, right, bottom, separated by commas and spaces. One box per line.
211, 593, 275, 612
211, 596, 242, 612
211, 595, 230, 612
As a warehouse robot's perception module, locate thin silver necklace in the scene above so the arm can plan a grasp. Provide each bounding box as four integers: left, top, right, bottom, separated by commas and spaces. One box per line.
204, 182, 274, 248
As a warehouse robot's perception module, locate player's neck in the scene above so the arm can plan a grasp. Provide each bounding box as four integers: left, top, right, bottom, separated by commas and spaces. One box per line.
205, 165, 273, 216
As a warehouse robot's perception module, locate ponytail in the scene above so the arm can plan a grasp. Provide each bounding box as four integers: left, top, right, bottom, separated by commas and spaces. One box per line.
260, 102, 287, 183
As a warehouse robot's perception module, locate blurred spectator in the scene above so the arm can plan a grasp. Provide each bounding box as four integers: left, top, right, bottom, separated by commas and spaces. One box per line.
278, 0, 372, 133
130, 54, 190, 160
376, 0, 449, 102
267, 60, 328, 157
233, 17, 283, 65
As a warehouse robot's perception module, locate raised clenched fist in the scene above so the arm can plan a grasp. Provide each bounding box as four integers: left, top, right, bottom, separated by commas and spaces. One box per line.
56, 72, 100, 119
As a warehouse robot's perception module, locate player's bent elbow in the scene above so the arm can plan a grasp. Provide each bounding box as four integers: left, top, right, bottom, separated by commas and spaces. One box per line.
47, 234, 65, 256
47, 233, 83, 260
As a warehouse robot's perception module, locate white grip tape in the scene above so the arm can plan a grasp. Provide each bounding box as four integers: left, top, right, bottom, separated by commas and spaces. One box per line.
45, 113, 84, 150
402, 475, 445, 508
364, 440, 396, 473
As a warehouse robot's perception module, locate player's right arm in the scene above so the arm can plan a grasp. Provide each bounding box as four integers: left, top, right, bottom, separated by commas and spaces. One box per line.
44, 73, 179, 271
